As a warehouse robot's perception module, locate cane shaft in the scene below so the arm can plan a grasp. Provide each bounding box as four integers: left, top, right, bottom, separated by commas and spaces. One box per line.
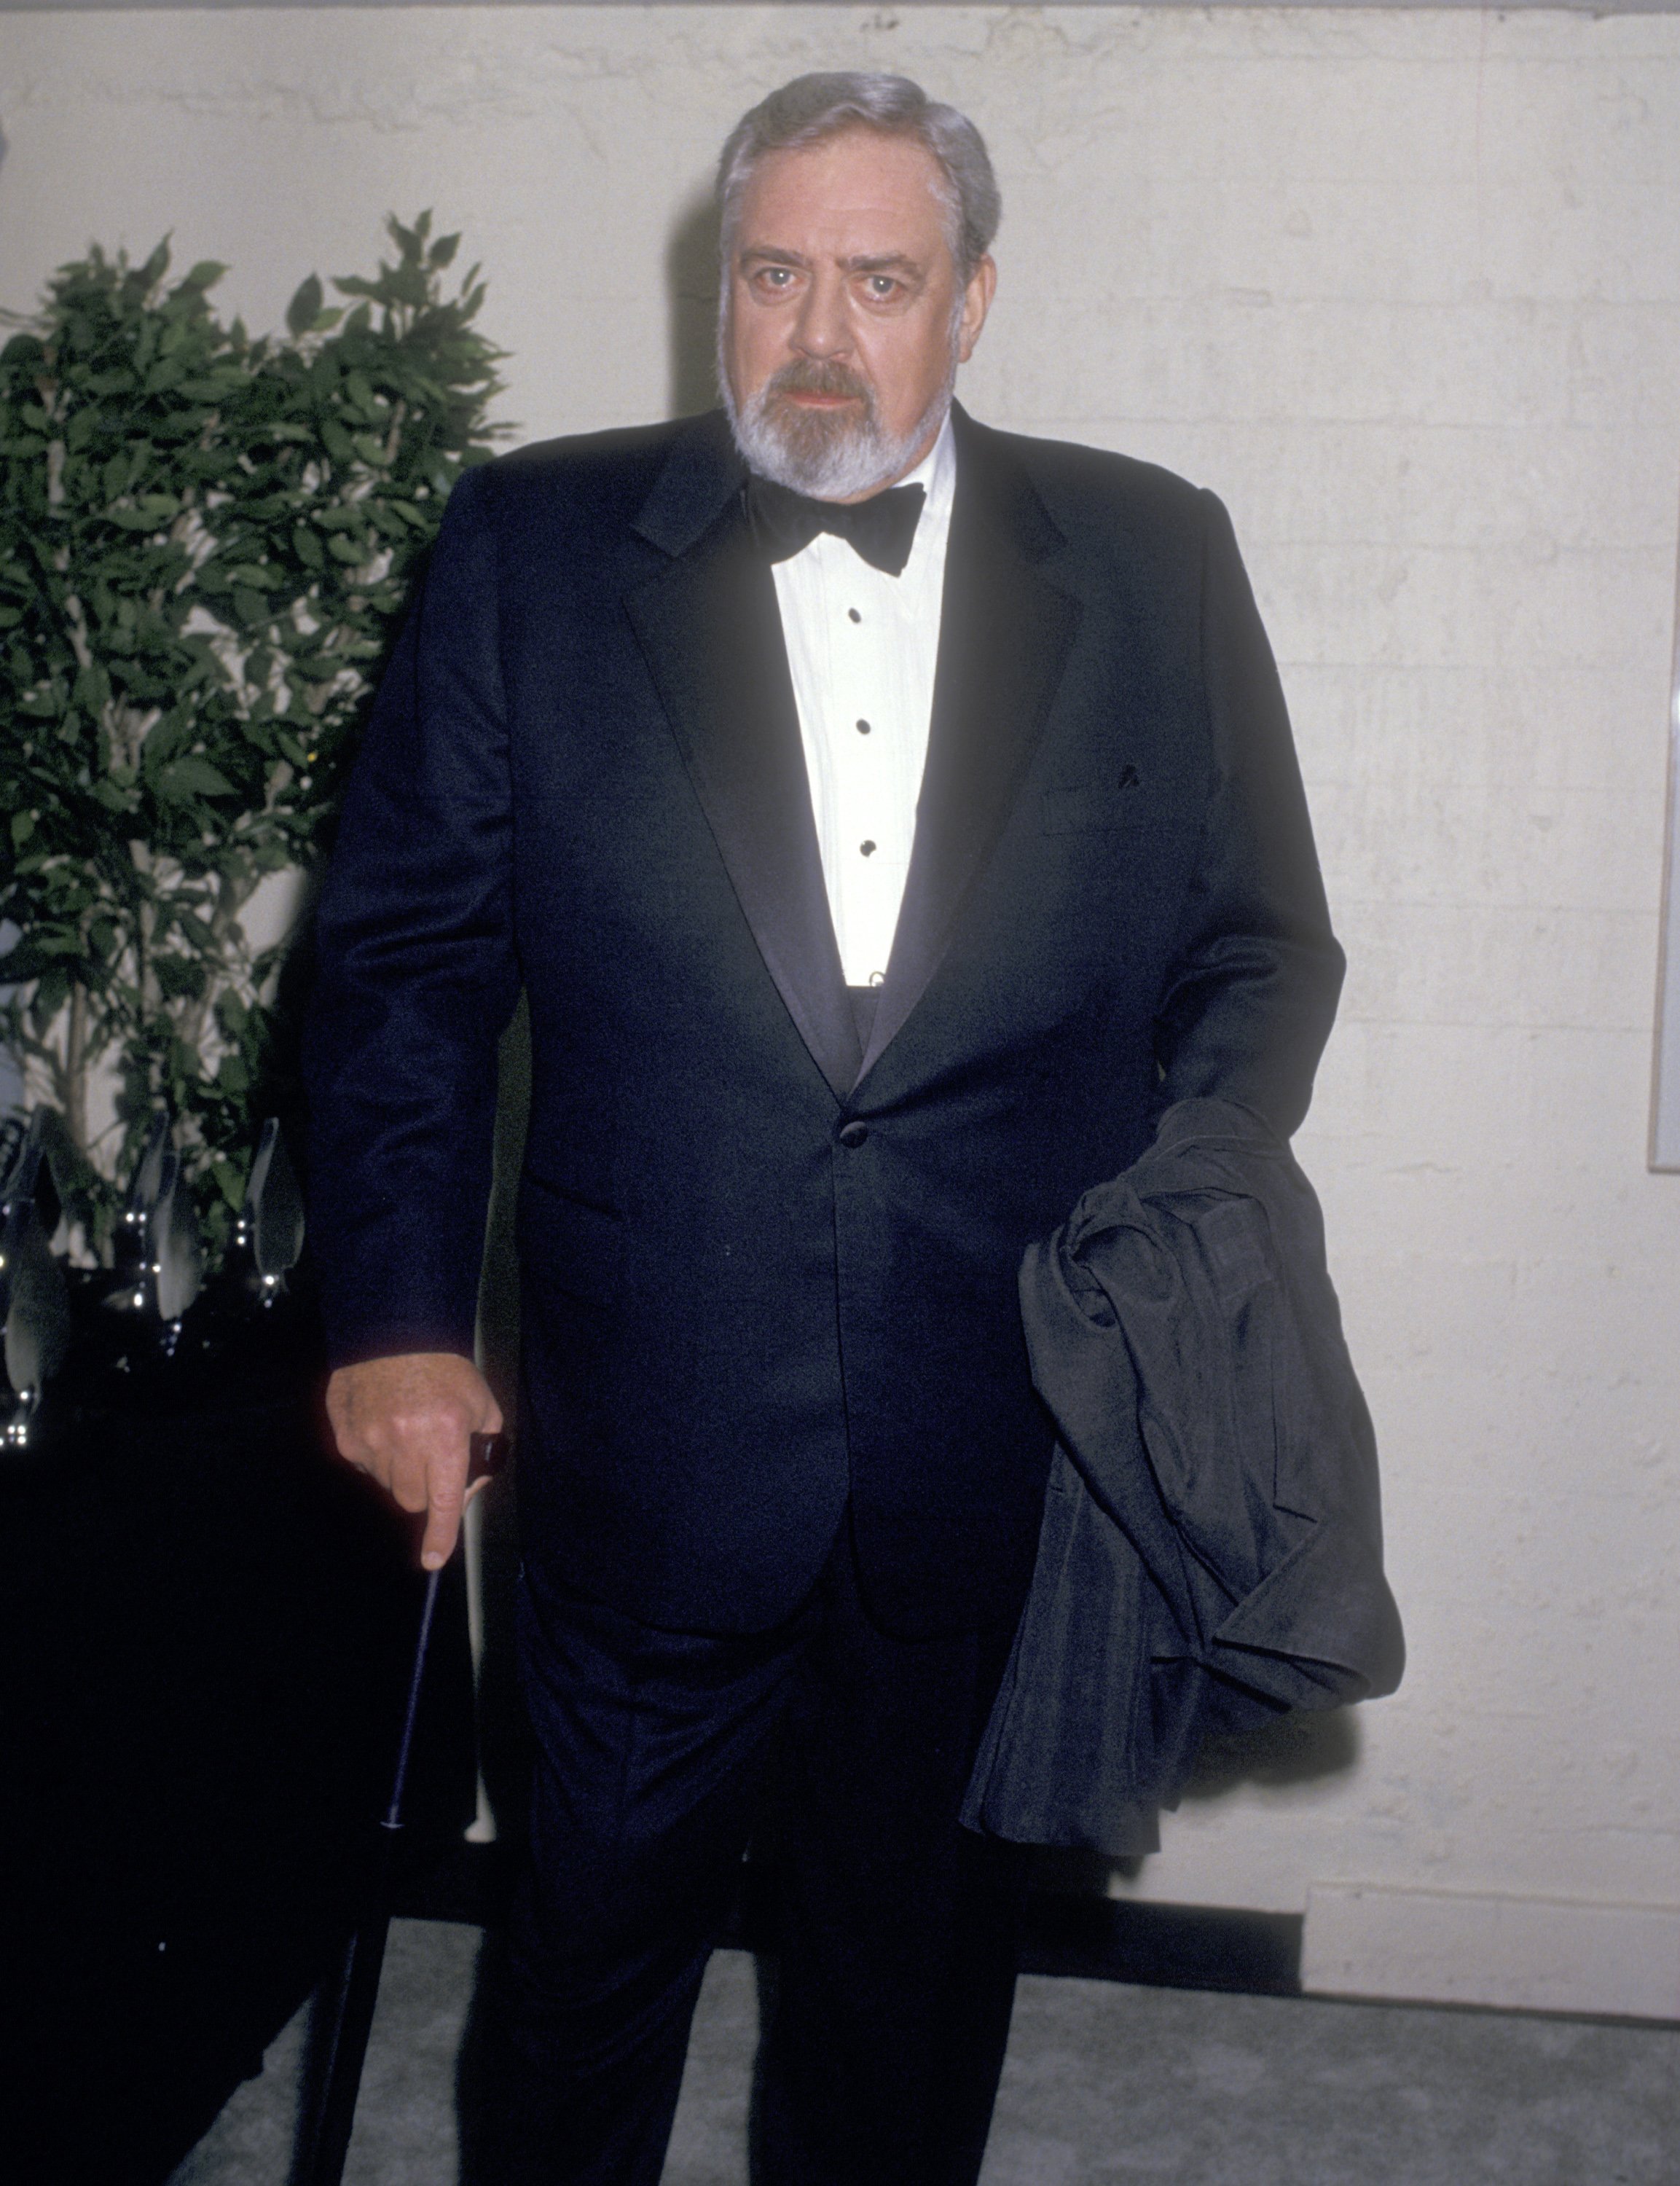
302, 1430, 507, 2186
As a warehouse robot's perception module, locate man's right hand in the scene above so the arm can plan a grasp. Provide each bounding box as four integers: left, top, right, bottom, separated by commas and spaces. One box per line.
326, 1352, 503, 1571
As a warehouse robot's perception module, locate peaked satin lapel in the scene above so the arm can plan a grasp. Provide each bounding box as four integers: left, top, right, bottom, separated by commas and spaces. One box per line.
624, 438, 860, 1103
859, 411, 1083, 1083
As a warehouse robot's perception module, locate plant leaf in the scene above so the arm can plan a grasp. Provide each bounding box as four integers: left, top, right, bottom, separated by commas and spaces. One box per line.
286, 275, 324, 338
157, 756, 236, 799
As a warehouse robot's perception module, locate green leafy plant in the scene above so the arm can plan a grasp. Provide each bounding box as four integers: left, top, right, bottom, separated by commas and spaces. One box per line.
0, 213, 507, 1253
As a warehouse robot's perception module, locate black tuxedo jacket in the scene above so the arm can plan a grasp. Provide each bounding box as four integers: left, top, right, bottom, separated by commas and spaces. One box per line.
305, 404, 1343, 1639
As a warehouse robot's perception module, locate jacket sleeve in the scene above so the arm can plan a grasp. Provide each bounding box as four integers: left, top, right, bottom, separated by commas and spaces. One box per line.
1153, 491, 1343, 1137
303, 462, 521, 1369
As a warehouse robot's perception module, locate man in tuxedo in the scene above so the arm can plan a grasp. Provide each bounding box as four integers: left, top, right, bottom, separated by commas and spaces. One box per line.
307, 71, 1343, 2186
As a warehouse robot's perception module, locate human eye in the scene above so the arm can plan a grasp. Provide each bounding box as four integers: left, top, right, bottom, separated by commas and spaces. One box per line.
748, 263, 799, 297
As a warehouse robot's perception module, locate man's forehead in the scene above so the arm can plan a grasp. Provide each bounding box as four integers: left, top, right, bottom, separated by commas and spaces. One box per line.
734, 129, 954, 244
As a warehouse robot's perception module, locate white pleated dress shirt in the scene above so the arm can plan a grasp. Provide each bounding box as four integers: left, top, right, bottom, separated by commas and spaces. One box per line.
769, 412, 956, 990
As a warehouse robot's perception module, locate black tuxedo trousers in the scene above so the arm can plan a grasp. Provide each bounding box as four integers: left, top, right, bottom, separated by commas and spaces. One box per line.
470, 1525, 1028, 2186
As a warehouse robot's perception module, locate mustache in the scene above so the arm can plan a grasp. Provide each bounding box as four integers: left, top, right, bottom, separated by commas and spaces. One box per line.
763, 359, 874, 406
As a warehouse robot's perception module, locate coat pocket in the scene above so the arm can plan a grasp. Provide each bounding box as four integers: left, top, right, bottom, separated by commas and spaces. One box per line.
1040, 775, 1148, 834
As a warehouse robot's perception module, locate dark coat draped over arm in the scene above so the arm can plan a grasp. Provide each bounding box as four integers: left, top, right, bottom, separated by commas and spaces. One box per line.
963, 1098, 1405, 1856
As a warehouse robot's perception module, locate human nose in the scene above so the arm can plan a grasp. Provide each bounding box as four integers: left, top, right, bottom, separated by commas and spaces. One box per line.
791, 270, 851, 359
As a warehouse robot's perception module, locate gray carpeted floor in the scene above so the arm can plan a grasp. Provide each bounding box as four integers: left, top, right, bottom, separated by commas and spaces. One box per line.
169, 1919, 1679, 2185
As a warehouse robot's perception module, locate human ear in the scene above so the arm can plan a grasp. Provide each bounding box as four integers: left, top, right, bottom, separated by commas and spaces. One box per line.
956, 255, 997, 364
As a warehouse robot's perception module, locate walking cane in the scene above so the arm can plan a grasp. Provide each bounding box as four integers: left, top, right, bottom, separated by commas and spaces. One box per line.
302, 1427, 509, 2186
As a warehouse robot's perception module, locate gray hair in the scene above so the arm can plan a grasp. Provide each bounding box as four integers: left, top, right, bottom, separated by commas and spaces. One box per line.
716, 72, 1001, 281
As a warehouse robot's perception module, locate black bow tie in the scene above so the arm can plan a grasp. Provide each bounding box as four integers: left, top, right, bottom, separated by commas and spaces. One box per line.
745, 476, 926, 578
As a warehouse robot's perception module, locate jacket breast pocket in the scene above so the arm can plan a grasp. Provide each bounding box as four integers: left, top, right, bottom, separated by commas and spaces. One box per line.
517, 1170, 625, 1304
1040, 777, 1150, 835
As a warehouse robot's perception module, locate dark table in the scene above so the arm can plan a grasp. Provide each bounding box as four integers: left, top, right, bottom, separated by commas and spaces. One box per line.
1, 1371, 477, 2186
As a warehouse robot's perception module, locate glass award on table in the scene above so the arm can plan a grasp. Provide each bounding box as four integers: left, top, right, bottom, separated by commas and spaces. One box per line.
213, 1118, 305, 1315
0, 1114, 71, 1451
197, 1119, 310, 1391
97, 1111, 206, 1381
110, 1110, 171, 1293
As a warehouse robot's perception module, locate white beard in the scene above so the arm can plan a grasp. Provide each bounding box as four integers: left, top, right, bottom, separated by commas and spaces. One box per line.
718, 321, 957, 501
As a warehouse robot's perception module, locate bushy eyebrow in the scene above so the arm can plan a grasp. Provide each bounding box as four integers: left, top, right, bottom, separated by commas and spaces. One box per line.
841, 253, 925, 278
737, 246, 927, 281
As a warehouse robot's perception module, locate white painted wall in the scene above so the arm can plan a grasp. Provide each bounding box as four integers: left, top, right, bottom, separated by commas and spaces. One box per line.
4, 7, 1677, 2015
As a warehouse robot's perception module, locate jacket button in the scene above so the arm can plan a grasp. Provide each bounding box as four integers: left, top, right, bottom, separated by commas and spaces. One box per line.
838, 1121, 868, 1148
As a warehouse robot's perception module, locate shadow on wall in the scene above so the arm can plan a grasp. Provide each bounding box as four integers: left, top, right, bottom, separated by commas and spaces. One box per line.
1035, 1712, 1363, 1889
1185, 1706, 1363, 1801
667, 185, 722, 420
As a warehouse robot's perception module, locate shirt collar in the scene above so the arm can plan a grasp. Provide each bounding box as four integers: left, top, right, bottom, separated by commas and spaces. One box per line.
892, 409, 956, 581
900, 408, 955, 518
